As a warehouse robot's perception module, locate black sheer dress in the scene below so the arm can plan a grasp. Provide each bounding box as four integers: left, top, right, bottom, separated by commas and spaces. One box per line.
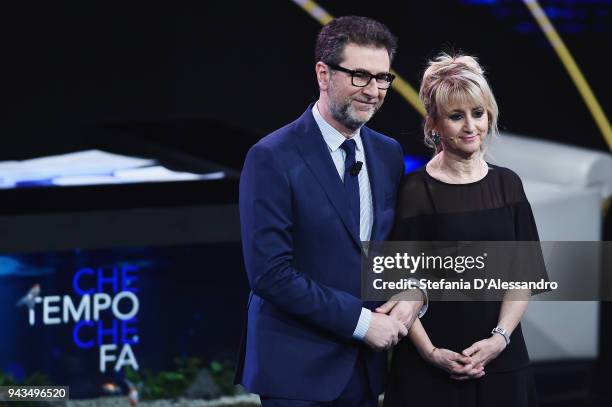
383, 164, 539, 407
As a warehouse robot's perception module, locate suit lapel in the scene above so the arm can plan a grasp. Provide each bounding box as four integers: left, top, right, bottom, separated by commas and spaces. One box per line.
293, 107, 362, 248
361, 127, 384, 242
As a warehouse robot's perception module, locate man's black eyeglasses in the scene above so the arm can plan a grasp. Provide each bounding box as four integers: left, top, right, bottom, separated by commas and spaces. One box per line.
325, 62, 395, 90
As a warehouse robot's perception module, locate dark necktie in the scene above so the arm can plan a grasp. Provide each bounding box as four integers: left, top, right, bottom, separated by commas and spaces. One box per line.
340, 139, 360, 238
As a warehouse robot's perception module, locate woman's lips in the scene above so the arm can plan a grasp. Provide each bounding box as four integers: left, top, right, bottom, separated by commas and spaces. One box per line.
460, 135, 478, 142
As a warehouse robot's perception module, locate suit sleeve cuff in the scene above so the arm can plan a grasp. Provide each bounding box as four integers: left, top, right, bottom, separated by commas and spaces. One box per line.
352, 307, 372, 341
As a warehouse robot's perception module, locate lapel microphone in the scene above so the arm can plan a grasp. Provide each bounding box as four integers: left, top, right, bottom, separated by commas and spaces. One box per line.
350, 161, 363, 176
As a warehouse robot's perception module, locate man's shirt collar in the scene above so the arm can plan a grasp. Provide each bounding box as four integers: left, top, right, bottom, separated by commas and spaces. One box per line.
312, 102, 363, 153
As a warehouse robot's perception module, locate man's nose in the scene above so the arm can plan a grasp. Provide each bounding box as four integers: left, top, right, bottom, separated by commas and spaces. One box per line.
361, 78, 379, 97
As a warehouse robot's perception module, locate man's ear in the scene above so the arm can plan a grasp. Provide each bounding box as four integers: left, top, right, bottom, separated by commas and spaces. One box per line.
315, 61, 330, 91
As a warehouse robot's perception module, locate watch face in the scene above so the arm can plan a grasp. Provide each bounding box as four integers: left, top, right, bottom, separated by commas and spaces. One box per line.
492, 327, 510, 345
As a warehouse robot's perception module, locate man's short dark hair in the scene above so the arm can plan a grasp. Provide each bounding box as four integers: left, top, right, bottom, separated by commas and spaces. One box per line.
315, 16, 398, 66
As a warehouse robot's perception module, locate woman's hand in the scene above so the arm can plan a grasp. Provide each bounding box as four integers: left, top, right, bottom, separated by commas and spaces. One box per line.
461, 334, 507, 368
422, 347, 485, 380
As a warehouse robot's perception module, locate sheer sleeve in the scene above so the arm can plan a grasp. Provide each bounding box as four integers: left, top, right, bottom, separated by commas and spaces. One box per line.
389, 169, 432, 241
504, 169, 550, 294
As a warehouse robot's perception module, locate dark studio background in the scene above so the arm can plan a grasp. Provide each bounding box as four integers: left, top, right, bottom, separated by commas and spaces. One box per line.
3, 1, 611, 162
1, 0, 611, 405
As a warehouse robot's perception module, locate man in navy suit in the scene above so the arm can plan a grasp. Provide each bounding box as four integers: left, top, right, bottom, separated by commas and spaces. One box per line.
237, 16, 426, 406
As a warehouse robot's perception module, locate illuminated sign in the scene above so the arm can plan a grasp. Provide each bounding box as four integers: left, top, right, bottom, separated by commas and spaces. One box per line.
19, 263, 140, 373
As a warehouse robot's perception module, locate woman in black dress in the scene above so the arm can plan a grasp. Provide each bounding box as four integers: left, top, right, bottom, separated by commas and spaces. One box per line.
383, 53, 540, 407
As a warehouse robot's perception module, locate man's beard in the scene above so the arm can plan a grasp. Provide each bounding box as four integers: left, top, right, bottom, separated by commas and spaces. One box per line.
328, 86, 381, 131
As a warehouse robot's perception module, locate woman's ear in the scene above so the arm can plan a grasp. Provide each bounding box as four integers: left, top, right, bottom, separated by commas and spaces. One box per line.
425, 116, 435, 135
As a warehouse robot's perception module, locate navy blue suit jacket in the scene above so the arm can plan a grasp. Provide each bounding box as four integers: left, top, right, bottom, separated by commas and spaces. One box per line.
236, 106, 405, 401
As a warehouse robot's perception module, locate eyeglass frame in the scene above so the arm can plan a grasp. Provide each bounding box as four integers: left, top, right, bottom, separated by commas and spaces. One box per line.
324, 62, 396, 90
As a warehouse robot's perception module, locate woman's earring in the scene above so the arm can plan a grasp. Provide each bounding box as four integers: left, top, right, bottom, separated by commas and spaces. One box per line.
431, 132, 440, 145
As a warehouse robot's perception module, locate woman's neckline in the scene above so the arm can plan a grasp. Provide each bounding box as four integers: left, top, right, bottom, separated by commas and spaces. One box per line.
424, 163, 492, 186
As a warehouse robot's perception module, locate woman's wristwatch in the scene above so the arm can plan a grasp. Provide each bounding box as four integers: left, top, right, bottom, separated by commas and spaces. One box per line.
491, 326, 510, 346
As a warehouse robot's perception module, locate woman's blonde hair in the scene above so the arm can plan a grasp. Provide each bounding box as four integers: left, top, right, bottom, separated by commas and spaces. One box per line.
419, 53, 499, 154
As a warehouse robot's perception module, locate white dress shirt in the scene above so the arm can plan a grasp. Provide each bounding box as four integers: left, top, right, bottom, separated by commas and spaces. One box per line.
312, 103, 373, 242
311, 103, 428, 342
312, 103, 374, 340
